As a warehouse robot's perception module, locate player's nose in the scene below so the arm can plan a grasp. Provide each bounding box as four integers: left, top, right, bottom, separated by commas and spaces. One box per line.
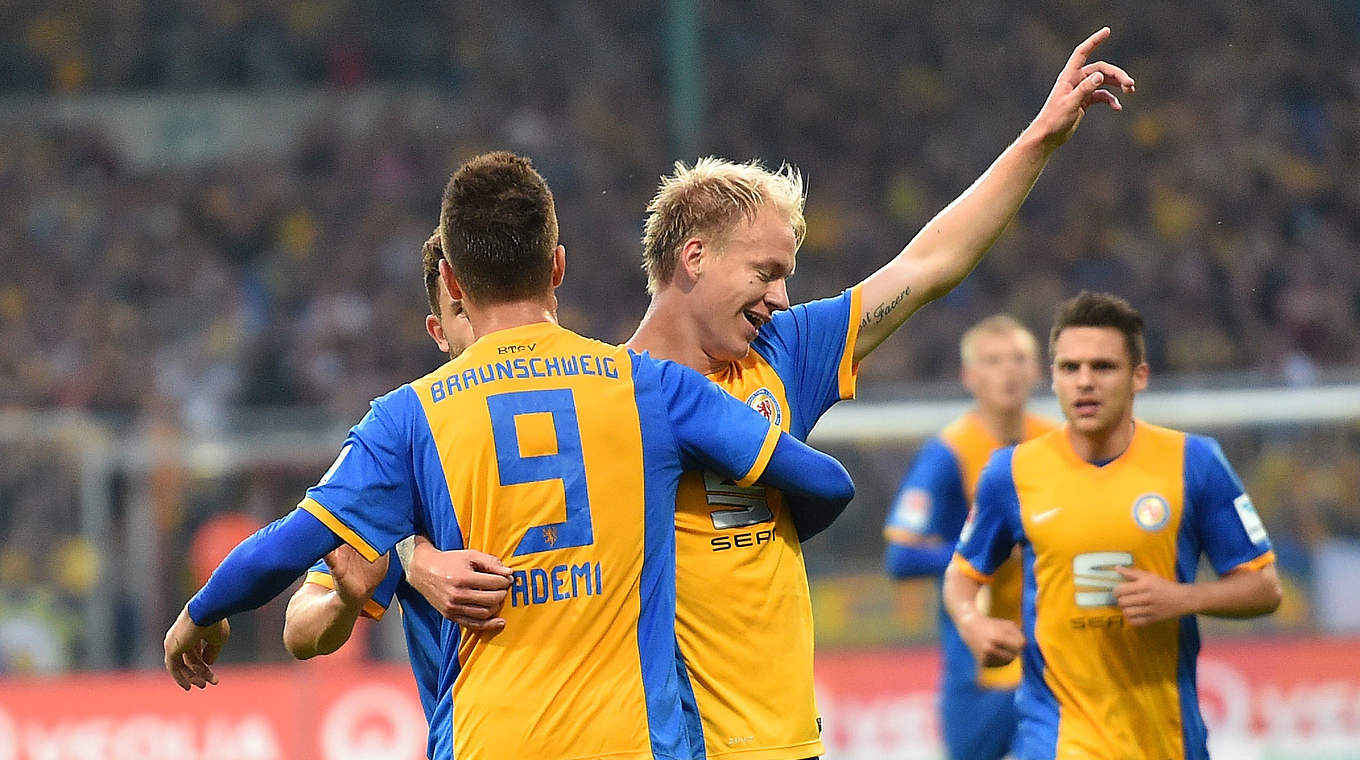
765, 278, 790, 311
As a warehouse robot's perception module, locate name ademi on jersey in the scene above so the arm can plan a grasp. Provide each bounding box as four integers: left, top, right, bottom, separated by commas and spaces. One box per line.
302, 321, 793, 760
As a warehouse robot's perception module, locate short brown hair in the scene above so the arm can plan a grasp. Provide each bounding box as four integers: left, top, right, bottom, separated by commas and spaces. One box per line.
641, 157, 806, 294
1049, 291, 1146, 366
439, 151, 559, 303
421, 229, 443, 317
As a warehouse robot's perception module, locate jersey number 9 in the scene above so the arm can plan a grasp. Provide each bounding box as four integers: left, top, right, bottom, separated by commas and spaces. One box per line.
488, 389, 594, 556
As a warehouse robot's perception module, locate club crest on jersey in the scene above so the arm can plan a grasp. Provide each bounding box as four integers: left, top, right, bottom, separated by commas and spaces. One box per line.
1131, 493, 1170, 531
745, 388, 782, 425
543, 527, 559, 547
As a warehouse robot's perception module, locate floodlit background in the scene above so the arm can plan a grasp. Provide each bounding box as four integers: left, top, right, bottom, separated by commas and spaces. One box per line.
1, 2, 1358, 758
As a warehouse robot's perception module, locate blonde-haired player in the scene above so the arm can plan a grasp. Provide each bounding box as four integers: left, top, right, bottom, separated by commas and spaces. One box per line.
884, 315, 1055, 759
625, 28, 1134, 760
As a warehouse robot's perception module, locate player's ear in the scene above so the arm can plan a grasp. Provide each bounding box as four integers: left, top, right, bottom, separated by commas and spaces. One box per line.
439, 258, 466, 300
550, 244, 566, 288
426, 314, 450, 354
1132, 361, 1149, 393
679, 236, 705, 282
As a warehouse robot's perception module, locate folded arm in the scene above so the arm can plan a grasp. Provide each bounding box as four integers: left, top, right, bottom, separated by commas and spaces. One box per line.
1113, 562, 1282, 626
764, 433, 855, 541
283, 545, 392, 659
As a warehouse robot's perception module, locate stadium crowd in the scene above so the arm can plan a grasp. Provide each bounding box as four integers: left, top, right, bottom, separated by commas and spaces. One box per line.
2, 0, 1359, 672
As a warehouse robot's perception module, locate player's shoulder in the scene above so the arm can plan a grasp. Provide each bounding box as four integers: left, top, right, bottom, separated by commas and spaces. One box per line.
1025, 412, 1061, 437
360, 382, 423, 423
1014, 425, 1066, 455
939, 413, 994, 451
758, 288, 856, 343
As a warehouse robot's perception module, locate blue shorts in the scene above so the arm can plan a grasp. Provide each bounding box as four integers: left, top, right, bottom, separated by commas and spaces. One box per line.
940, 678, 1017, 760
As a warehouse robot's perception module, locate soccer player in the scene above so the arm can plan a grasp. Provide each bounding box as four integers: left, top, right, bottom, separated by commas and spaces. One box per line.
620, 28, 1133, 760
883, 315, 1055, 760
163, 151, 855, 760
282, 230, 513, 734
944, 291, 1282, 760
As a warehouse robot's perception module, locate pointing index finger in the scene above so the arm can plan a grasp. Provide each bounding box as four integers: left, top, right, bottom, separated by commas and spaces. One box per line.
1068, 26, 1112, 70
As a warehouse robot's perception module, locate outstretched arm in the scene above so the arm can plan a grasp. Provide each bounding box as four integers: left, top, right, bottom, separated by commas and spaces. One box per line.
853, 27, 1135, 362
165, 508, 343, 689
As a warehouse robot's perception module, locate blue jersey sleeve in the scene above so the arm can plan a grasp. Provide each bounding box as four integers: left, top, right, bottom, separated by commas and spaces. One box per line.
1185, 435, 1273, 575
954, 448, 1021, 579
655, 357, 783, 485
885, 437, 967, 541
755, 288, 859, 437
301, 386, 422, 561
652, 356, 854, 512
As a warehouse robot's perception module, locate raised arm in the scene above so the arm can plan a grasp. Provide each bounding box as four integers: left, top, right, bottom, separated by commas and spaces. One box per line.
854, 27, 1135, 362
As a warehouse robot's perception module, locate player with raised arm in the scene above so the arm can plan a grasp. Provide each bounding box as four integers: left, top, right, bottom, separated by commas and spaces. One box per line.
614, 28, 1133, 760
282, 230, 514, 733
162, 151, 855, 760
883, 315, 1055, 760
944, 291, 1282, 760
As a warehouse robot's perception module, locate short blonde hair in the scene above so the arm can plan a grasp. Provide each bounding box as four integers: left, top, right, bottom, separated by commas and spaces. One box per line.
960, 314, 1039, 366
641, 157, 807, 294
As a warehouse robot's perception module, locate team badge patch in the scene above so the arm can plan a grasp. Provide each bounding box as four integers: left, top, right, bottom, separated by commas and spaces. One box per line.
891, 489, 932, 533
1131, 493, 1170, 531
745, 388, 782, 426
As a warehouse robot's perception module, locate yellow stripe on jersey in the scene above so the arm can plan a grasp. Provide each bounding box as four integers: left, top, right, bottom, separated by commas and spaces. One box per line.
950, 553, 994, 584
735, 424, 782, 487
836, 285, 863, 399
304, 569, 388, 620
1236, 550, 1277, 572
299, 497, 381, 562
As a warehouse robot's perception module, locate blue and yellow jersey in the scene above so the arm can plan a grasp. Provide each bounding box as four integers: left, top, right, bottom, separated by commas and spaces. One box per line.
884, 412, 1055, 692
304, 556, 445, 727
298, 321, 786, 760
953, 422, 1276, 760
674, 287, 860, 760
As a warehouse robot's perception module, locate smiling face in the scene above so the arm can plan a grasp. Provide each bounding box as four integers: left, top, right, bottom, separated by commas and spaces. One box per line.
685, 205, 797, 362
1051, 325, 1148, 439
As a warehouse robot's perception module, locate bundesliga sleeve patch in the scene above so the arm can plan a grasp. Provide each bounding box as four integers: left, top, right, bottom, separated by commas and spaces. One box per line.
1233, 493, 1269, 544
890, 489, 931, 533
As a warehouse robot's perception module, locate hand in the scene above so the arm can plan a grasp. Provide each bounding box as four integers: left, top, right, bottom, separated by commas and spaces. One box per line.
1029, 27, 1136, 151
1113, 566, 1193, 626
956, 612, 1026, 667
408, 538, 513, 633
163, 604, 231, 690
323, 544, 391, 608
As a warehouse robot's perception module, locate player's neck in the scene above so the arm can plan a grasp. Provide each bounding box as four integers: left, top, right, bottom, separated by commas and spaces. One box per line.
466, 298, 558, 340
974, 405, 1028, 446
1066, 416, 1136, 463
628, 297, 724, 374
